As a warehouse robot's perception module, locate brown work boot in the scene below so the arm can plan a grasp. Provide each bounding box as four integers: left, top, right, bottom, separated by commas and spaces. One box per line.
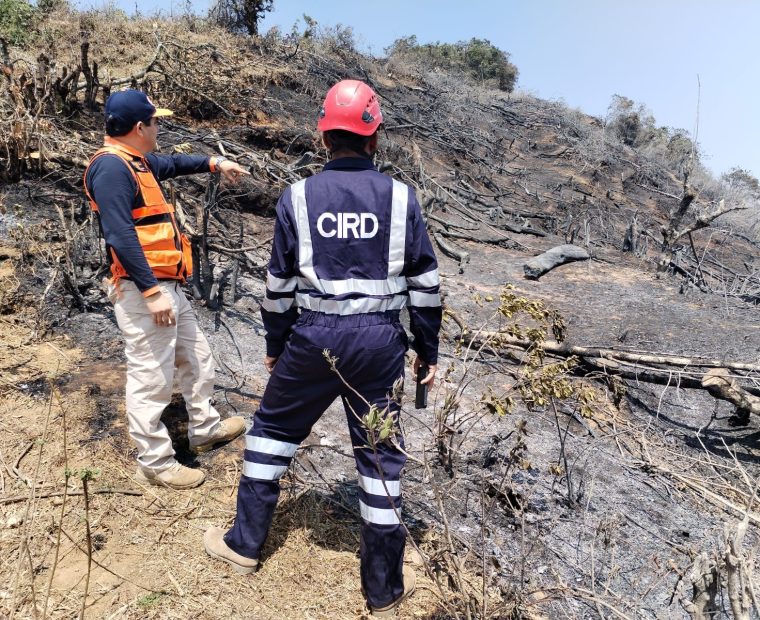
135, 462, 205, 489
369, 566, 416, 617
203, 526, 259, 575
190, 416, 246, 454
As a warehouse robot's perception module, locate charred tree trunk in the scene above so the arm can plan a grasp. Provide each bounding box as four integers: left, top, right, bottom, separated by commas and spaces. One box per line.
623, 213, 638, 253
229, 220, 243, 304
192, 176, 220, 302
658, 187, 696, 271
702, 368, 760, 419
447, 309, 760, 398
434, 232, 470, 273
80, 41, 99, 109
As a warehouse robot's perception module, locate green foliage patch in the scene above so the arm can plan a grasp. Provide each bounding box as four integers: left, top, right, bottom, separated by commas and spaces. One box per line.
0, 0, 38, 46
387, 35, 519, 93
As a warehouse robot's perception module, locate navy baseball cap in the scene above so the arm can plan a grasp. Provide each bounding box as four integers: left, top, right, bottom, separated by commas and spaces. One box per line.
104, 90, 173, 132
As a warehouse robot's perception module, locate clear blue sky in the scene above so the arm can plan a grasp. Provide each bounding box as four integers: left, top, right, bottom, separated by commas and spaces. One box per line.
80, 0, 760, 180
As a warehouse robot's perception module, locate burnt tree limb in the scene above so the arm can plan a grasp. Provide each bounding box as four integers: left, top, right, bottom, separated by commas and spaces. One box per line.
433, 232, 470, 273
702, 368, 760, 417
446, 309, 760, 398
658, 190, 748, 273
524, 244, 589, 280
500, 222, 546, 237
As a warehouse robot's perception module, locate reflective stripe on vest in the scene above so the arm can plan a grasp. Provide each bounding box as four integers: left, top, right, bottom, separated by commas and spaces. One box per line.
83, 142, 192, 283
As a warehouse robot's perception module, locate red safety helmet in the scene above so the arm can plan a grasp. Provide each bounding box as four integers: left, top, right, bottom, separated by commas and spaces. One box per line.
317, 80, 383, 136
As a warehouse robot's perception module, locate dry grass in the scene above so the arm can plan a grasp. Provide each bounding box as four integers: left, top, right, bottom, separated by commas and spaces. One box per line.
1, 8, 297, 185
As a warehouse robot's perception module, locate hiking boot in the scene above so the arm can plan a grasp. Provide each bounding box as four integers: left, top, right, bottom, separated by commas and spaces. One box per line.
369, 565, 416, 617
135, 462, 205, 490
203, 526, 259, 575
190, 416, 246, 454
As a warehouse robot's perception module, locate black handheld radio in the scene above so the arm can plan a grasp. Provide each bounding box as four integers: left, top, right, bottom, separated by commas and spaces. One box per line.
415, 364, 428, 409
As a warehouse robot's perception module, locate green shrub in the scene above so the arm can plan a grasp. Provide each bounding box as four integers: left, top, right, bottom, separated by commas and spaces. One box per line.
37, 0, 68, 13
605, 95, 657, 147
387, 36, 518, 93
463, 38, 518, 92
0, 0, 38, 46
606, 94, 705, 177
665, 128, 697, 174
721, 167, 759, 194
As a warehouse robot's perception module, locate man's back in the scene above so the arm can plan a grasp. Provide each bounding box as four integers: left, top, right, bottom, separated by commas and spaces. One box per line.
207, 79, 436, 615
306, 161, 394, 280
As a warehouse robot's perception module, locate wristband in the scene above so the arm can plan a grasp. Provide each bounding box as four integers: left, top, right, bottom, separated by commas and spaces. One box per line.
210, 156, 227, 172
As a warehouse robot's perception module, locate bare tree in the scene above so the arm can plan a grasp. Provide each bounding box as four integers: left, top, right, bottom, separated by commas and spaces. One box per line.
657, 80, 748, 274
208, 0, 274, 36
657, 172, 748, 276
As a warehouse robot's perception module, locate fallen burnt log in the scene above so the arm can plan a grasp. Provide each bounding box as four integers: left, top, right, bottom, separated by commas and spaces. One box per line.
702, 368, 760, 419
446, 309, 760, 401
524, 244, 589, 279
500, 221, 546, 237
434, 232, 470, 273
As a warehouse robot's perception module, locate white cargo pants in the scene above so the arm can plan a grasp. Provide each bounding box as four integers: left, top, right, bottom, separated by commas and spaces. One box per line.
110, 279, 221, 471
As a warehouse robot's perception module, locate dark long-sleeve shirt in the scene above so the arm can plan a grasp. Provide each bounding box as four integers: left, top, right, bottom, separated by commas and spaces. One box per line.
261, 157, 442, 364
85, 149, 213, 294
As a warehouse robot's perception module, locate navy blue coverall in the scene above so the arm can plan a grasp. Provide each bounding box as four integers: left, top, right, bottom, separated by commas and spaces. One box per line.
225, 156, 442, 608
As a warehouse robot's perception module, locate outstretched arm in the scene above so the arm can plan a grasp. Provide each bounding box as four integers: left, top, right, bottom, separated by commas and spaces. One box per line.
146, 153, 249, 182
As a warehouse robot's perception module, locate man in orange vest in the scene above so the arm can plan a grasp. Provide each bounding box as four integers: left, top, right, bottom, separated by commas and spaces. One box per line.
84, 90, 249, 489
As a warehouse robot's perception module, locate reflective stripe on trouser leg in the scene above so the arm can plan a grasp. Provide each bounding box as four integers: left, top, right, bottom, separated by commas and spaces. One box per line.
224, 329, 345, 559
349, 403, 406, 609
170, 282, 220, 441
224, 433, 301, 559
339, 325, 407, 609
113, 280, 177, 471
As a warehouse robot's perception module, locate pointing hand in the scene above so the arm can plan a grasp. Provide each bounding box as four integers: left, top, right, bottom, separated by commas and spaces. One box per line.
219, 159, 251, 184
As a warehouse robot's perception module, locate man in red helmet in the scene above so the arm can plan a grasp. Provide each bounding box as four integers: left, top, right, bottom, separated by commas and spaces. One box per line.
204, 80, 442, 616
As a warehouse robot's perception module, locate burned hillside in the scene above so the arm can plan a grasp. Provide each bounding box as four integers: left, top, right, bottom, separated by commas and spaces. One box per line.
2, 8, 760, 620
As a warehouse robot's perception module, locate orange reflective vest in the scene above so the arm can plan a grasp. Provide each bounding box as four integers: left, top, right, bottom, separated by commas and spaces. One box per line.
83, 138, 193, 286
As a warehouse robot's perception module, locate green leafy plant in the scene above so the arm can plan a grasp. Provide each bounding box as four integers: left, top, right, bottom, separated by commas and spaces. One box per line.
0, 0, 38, 46
137, 592, 164, 609
387, 36, 518, 93
37, 0, 68, 14
208, 0, 273, 36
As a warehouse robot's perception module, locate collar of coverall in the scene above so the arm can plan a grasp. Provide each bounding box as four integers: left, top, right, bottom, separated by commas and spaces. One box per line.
324, 156, 376, 172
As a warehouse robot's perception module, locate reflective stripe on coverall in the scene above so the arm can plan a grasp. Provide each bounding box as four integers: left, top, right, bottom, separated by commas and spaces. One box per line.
225, 167, 441, 609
